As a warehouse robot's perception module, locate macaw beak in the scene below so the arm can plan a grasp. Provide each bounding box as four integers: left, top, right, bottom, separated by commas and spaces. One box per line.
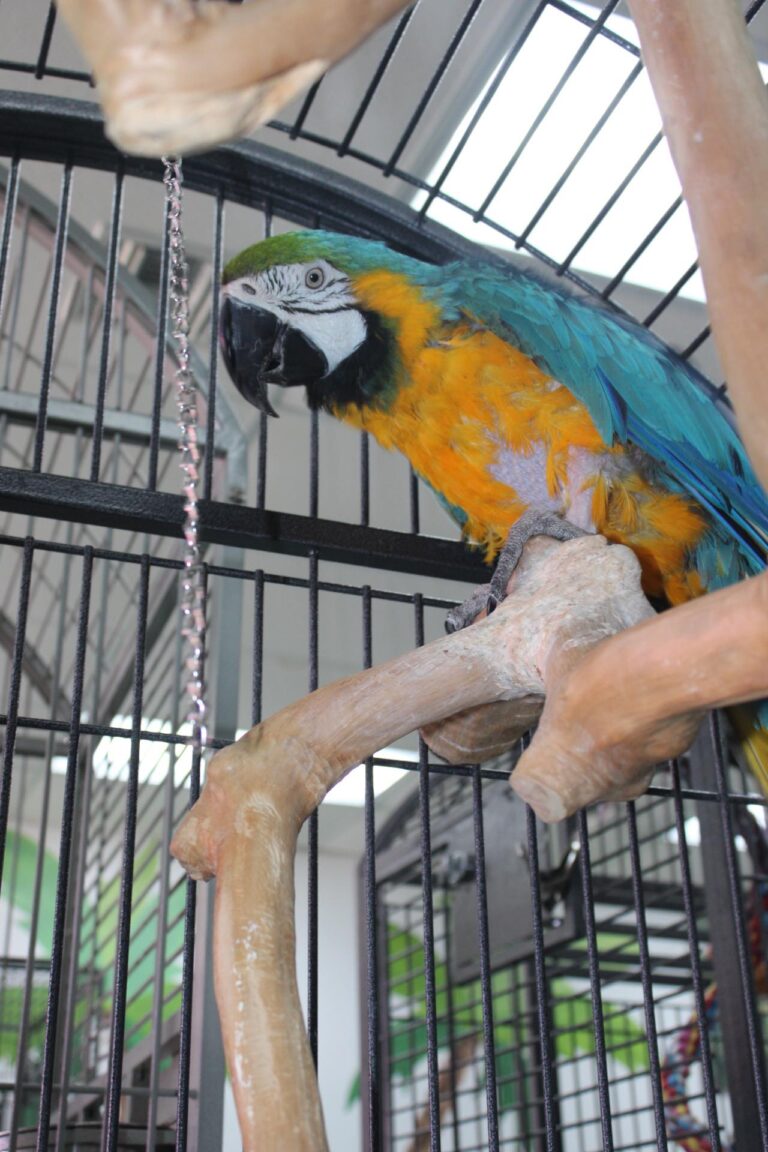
219, 294, 328, 417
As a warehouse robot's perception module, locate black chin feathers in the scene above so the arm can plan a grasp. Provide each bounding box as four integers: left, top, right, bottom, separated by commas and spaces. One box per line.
305, 310, 396, 413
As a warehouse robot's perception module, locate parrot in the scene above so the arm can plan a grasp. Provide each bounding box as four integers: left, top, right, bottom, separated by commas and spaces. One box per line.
218, 230, 768, 780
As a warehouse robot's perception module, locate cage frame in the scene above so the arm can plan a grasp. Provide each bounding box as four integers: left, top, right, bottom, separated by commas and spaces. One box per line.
0, 57, 765, 1150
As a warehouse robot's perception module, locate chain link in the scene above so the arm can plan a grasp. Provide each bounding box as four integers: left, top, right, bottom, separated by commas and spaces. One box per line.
163, 156, 208, 752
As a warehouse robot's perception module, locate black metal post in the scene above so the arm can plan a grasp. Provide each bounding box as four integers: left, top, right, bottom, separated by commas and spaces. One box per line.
690, 722, 768, 1152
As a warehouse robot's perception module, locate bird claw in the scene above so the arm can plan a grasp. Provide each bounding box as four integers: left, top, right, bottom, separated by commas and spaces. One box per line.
445, 584, 492, 634
445, 512, 587, 632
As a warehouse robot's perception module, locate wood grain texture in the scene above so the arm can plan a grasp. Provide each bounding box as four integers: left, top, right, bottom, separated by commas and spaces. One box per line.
171, 534, 659, 1150
628, 0, 768, 490
56, 0, 410, 154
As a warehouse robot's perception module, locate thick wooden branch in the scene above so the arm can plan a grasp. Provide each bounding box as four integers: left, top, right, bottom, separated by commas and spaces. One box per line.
510, 570, 768, 820
627, 0, 768, 491
170, 534, 660, 1150
56, 0, 410, 155
170, 559, 768, 1147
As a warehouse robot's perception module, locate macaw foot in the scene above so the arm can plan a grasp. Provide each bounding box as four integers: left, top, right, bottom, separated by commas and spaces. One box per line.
445, 511, 588, 633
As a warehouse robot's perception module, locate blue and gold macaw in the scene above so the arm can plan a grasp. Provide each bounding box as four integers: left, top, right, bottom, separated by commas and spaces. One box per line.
219, 231, 768, 776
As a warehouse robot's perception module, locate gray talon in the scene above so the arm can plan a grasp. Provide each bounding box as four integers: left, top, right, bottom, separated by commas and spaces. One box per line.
444, 512, 587, 633
445, 583, 492, 633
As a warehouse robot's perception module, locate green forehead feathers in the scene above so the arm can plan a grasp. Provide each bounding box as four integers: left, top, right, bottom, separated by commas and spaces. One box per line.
223, 232, 329, 282
222, 229, 433, 285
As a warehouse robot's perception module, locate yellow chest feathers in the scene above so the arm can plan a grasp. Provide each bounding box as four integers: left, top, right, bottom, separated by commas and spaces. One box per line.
334, 271, 606, 549
331, 272, 708, 601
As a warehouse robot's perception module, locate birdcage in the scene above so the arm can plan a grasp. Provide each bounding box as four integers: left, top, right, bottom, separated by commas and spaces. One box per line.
370, 745, 768, 1150
0, 2, 766, 1151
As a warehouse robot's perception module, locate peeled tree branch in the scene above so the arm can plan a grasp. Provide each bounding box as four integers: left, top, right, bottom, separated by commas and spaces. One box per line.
56, 0, 410, 155
628, 0, 768, 493
171, 536, 768, 1150
171, 534, 668, 1151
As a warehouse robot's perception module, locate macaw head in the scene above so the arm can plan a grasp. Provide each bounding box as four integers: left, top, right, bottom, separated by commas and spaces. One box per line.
220, 230, 433, 415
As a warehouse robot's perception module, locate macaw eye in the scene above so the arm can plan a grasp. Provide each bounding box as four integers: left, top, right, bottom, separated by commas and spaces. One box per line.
305, 266, 325, 289
242, 282, 257, 296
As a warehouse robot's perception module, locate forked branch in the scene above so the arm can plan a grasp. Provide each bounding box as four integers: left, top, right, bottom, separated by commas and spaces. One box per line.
171, 534, 673, 1151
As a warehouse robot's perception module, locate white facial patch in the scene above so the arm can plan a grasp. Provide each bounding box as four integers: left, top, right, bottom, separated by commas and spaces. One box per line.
225, 260, 367, 374
290, 308, 367, 374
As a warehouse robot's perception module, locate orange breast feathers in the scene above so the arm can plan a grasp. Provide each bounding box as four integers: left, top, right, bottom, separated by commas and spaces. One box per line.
336, 270, 708, 604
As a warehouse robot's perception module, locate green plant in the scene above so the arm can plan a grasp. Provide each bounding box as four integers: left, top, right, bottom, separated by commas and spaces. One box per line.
347, 923, 649, 1120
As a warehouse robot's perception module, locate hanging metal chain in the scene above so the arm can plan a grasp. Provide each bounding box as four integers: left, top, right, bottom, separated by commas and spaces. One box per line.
163, 156, 208, 752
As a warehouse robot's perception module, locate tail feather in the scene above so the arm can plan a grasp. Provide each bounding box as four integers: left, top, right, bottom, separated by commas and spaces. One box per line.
729, 705, 768, 796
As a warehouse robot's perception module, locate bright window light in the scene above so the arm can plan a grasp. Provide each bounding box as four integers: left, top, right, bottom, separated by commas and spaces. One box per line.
667, 814, 749, 853
324, 746, 419, 807
416, 3, 768, 302
667, 815, 702, 847
59, 723, 418, 805
748, 803, 767, 828
53, 716, 199, 788
235, 733, 418, 808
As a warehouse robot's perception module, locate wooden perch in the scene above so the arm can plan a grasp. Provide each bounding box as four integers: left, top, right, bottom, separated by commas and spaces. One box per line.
628, 0, 768, 493
510, 568, 768, 818
56, 0, 410, 156
171, 543, 768, 1152
171, 533, 666, 1151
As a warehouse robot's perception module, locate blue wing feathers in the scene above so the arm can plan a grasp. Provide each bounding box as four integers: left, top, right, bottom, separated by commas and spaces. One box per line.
596, 368, 628, 442
434, 261, 768, 571
633, 419, 765, 575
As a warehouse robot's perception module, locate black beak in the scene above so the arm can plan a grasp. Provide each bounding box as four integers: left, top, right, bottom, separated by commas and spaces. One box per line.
219, 295, 328, 417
